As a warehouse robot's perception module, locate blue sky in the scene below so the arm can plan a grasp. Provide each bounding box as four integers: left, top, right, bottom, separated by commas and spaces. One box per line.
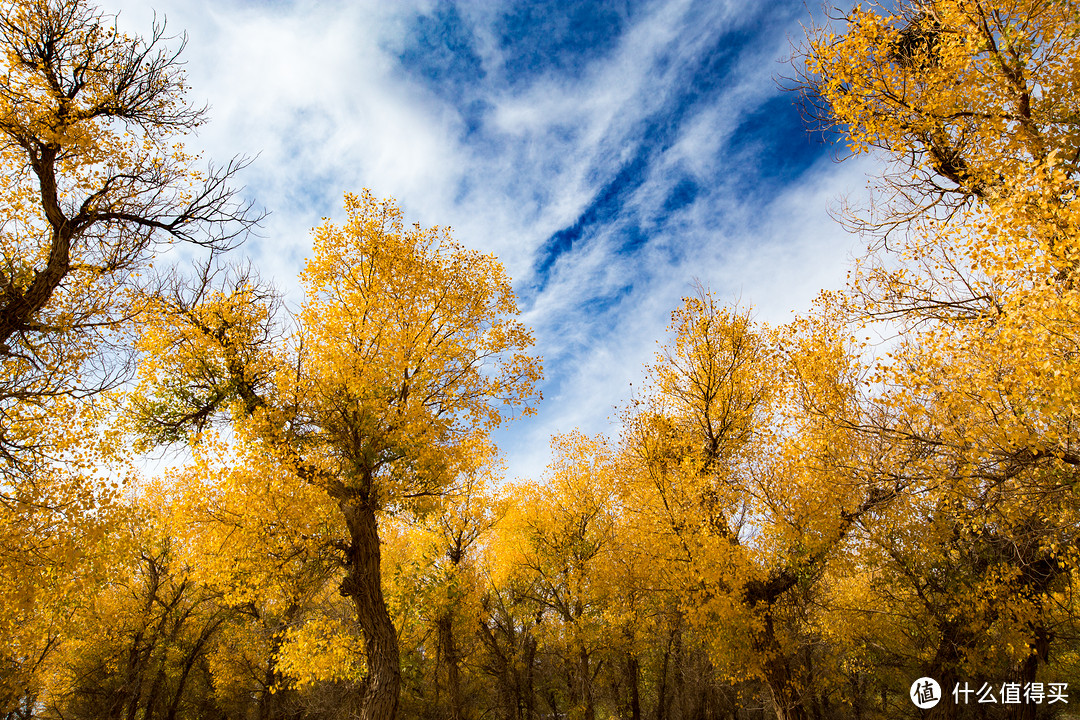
114, 0, 871, 482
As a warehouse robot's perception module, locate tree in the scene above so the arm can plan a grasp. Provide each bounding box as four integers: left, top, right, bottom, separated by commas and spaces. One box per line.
801, 0, 1080, 230
42, 482, 230, 720
163, 435, 353, 719
0, 0, 255, 460
616, 292, 910, 720
132, 190, 541, 720
387, 450, 507, 720
499, 433, 619, 720
802, 2, 1080, 716
0, 0, 255, 709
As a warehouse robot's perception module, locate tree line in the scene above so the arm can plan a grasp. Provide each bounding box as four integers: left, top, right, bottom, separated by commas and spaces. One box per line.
1, 0, 1078, 719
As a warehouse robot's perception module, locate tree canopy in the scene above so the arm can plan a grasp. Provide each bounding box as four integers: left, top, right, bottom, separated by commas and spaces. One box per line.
4, 0, 1080, 719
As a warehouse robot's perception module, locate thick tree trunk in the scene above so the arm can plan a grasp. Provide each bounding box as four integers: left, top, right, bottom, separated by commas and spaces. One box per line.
437, 612, 465, 720
578, 645, 596, 720
1012, 626, 1050, 720
925, 617, 972, 720
924, 673, 960, 720
340, 500, 401, 720
754, 610, 809, 720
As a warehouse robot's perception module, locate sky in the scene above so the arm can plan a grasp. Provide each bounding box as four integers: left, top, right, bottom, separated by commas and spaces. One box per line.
111, 0, 872, 483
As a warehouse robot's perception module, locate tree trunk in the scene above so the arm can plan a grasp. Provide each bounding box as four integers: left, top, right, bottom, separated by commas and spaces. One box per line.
340, 500, 401, 720
1011, 625, 1050, 720
524, 630, 537, 720
924, 618, 970, 720
627, 651, 641, 720
754, 609, 808, 720
673, 621, 686, 720
655, 621, 675, 720
578, 645, 596, 720
437, 612, 465, 720
167, 617, 224, 720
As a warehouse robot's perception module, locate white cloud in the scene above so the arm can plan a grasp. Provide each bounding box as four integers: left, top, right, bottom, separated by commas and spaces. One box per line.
107, 0, 876, 483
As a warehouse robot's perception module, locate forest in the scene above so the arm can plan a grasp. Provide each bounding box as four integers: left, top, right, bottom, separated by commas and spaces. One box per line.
1, 0, 1079, 719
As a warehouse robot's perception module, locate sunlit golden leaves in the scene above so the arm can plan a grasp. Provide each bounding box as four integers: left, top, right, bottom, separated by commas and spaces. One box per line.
298, 190, 541, 509
0, 2, 256, 703
799, 0, 1080, 703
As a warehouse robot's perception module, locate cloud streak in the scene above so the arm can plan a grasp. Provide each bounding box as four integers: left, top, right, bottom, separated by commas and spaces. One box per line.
111, 0, 869, 481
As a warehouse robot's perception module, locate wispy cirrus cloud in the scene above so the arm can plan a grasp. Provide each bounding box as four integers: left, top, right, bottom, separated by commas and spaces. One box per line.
111, 0, 868, 481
